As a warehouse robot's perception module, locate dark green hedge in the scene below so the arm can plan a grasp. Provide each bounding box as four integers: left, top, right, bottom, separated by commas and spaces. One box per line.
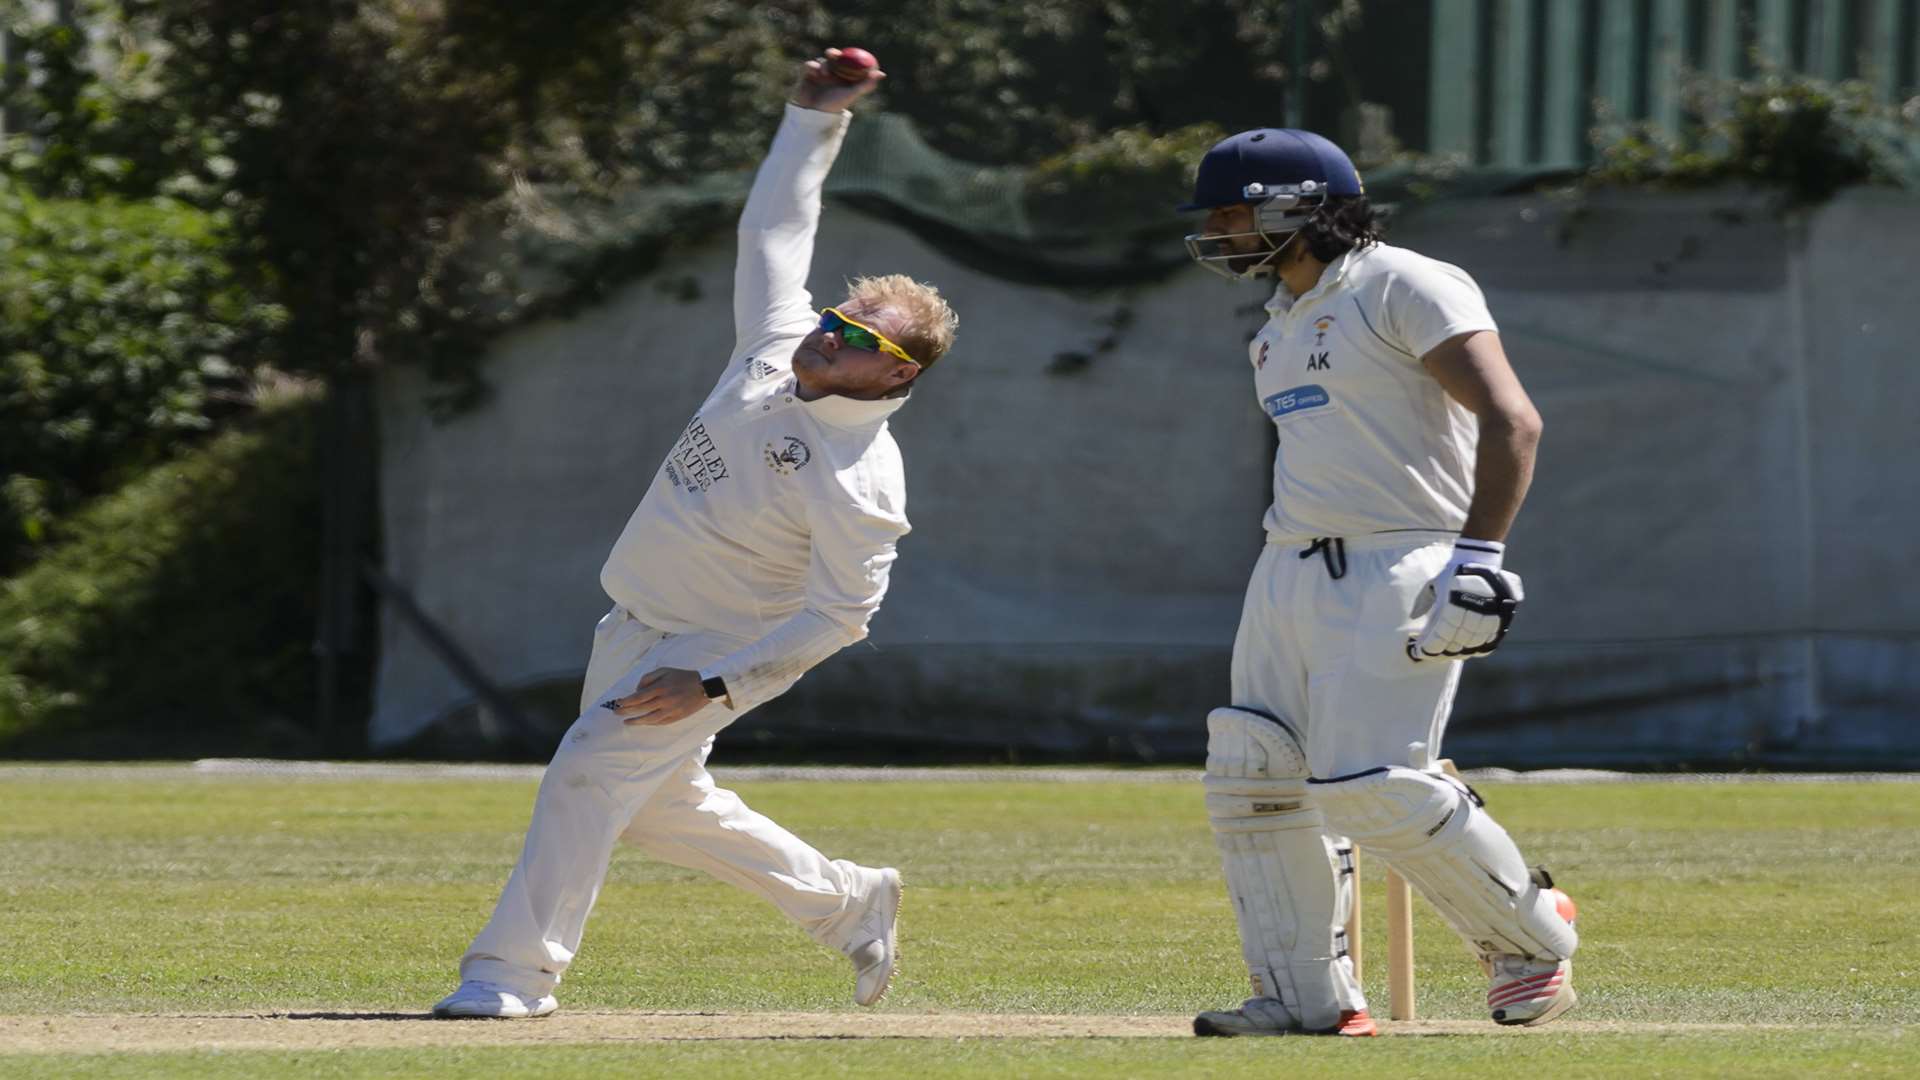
0, 181, 285, 572
0, 399, 327, 755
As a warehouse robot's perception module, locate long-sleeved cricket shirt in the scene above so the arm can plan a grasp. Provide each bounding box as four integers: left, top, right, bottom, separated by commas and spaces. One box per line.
598, 104, 911, 714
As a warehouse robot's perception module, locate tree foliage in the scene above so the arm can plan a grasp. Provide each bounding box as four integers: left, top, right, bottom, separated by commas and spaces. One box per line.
0, 181, 284, 571
1592, 73, 1920, 204
457, 0, 1314, 191
0, 7, 194, 199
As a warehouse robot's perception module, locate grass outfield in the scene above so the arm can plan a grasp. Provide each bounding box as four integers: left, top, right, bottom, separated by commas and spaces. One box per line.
0, 766, 1914, 1077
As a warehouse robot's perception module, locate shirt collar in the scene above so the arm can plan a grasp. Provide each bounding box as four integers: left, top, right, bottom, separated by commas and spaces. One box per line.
798, 387, 909, 430
1264, 246, 1362, 315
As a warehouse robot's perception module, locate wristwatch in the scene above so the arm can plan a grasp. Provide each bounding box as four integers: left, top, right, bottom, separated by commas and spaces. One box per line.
700, 674, 730, 701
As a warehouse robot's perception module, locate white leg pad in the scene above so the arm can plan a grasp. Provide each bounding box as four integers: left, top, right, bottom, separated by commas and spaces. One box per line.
1313, 766, 1577, 962
1205, 708, 1365, 1031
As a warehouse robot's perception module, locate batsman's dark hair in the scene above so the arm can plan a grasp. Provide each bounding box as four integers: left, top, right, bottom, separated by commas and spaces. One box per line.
1301, 195, 1384, 263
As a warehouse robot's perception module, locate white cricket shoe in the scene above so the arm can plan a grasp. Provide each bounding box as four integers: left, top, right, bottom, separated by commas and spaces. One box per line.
1193, 998, 1377, 1037
1488, 887, 1578, 1026
431, 980, 558, 1019
1488, 955, 1575, 1025
839, 866, 902, 1006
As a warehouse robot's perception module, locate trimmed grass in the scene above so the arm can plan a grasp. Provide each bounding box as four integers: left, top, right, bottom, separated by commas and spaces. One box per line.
5, 1031, 1918, 1080
1, 769, 1915, 1076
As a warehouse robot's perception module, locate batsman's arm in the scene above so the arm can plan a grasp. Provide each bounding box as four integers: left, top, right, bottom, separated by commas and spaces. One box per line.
1421, 330, 1543, 543
701, 494, 909, 713
731, 54, 885, 360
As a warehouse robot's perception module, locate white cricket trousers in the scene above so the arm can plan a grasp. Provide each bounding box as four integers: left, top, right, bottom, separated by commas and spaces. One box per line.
459, 606, 866, 998
1231, 532, 1463, 778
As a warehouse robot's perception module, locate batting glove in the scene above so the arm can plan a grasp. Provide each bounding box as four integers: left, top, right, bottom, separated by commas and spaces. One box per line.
1407, 539, 1524, 662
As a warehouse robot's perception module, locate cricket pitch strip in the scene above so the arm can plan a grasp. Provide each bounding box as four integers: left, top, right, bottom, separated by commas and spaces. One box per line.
6, 1013, 1789, 1052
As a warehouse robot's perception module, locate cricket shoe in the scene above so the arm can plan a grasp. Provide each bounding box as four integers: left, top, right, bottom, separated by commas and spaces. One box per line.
1488, 886, 1579, 1026
839, 865, 902, 1006
1193, 998, 1377, 1037
431, 980, 558, 1019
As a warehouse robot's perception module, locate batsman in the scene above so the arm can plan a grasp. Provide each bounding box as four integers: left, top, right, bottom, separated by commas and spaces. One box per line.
1181, 128, 1578, 1036
432, 49, 958, 1018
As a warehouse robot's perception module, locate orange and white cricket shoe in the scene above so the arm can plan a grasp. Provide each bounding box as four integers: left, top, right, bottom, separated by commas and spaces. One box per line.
1487, 887, 1578, 1026
1332, 1008, 1379, 1036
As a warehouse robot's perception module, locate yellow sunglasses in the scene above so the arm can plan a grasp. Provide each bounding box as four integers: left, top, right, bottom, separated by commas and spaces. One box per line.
819, 307, 920, 367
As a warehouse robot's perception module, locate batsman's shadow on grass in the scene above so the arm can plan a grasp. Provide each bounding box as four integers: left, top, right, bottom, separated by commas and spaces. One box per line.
274, 1012, 440, 1022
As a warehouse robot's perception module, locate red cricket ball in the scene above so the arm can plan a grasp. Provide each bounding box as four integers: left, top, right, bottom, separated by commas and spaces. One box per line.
827, 47, 878, 82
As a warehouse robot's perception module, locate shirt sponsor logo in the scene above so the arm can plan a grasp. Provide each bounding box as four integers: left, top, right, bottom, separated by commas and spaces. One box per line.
745, 355, 778, 379
1263, 383, 1331, 419
764, 436, 811, 475
667, 418, 729, 493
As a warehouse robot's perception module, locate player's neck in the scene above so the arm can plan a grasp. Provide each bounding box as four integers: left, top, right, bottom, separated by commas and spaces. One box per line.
1278, 249, 1328, 299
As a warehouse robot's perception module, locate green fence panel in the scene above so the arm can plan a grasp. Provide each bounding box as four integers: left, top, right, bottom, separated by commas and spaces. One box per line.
1441, 0, 1919, 166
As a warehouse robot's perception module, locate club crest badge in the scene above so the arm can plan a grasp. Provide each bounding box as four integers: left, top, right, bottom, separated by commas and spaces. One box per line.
764, 436, 811, 475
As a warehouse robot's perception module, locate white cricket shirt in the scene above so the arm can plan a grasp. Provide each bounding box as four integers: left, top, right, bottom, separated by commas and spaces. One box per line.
598, 104, 911, 712
1248, 242, 1498, 541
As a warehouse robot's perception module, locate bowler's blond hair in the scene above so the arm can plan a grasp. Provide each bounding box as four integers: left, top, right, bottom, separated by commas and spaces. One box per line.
843, 274, 958, 369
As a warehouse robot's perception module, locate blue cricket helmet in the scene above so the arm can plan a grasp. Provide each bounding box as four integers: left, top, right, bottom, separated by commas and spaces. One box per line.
1179, 128, 1364, 210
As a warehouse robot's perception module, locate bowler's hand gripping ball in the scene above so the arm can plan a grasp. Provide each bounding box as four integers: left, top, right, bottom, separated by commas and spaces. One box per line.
828, 47, 878, 83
